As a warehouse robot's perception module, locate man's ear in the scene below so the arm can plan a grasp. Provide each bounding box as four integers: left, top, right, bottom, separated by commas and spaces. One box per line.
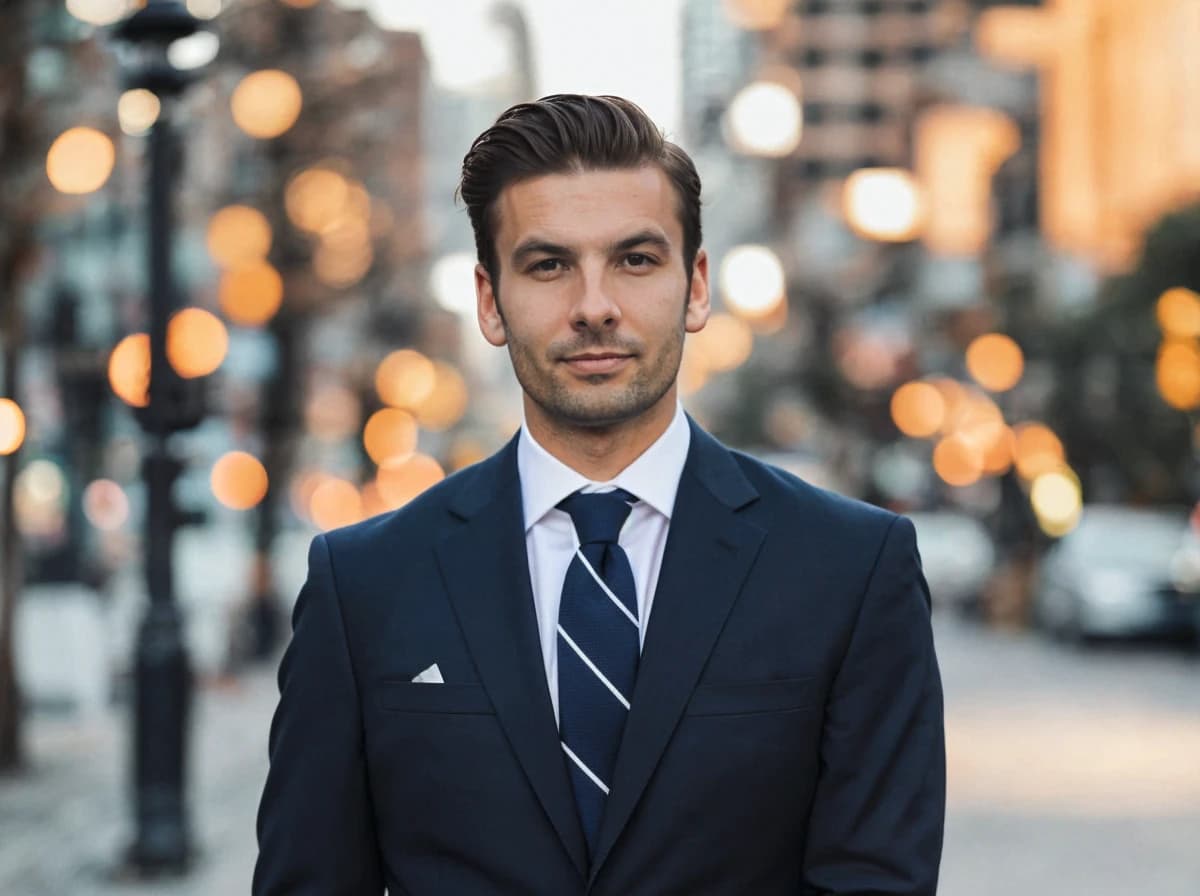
684, 248, 711, 334
476, 263, 507, 347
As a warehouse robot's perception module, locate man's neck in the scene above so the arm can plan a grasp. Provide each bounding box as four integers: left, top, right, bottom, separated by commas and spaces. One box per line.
523, 391, 678, 482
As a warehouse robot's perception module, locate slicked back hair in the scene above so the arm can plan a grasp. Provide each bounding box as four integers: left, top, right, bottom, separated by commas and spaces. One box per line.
457, 94, 703, 290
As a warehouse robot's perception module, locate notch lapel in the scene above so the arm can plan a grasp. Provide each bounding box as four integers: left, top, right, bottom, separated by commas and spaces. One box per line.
588, 424, 766, 884
434, 440, 589, 878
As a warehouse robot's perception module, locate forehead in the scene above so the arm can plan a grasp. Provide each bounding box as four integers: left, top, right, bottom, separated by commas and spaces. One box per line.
493, 166, 681, 253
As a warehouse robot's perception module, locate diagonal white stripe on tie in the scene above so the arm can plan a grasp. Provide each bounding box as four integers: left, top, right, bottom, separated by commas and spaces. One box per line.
557, 625, 632, 710
561, 741, 610, 794
574, 546, 639, 627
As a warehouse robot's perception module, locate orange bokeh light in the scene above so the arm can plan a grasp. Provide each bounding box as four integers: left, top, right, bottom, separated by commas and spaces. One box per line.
414, 362, 469, 431
231, 70, 303, 139
0, 399, 26, 455
211, 451, 269, 510
167, 308, 229, 378
46, 126, 115, 195
1013, 422, 1066, 480
933, 433, 984, 487
890, 382, 946, 438
218, 260, 284, 326
362, 407, 419, 465
966, 333, 1025, 393
108, 333, 150, 408
1156, 339, 1200, 411
207, 205, 272, 269
1157, 288, 1200, 340
309, 477, 363, 531
376, 452, 445, 509
376, 349, 436, 409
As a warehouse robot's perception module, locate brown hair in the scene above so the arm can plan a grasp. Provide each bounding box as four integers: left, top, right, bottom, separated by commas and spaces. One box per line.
457, 94, 702, 289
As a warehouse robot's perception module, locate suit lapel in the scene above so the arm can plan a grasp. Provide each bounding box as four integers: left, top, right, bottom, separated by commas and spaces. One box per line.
434, 438, 589, 878
588, 422, 766, 884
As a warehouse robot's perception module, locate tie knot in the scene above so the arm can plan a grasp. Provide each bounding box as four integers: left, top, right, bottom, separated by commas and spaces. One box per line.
557, 488, 637, 545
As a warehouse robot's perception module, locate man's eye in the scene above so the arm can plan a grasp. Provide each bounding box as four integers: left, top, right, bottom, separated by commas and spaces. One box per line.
624, 254, 655, 268
530, 259, 562, 273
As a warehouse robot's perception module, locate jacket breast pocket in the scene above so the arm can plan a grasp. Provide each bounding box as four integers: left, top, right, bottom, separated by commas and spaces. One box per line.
377, 681, 494, 715
684, 676, 820, 717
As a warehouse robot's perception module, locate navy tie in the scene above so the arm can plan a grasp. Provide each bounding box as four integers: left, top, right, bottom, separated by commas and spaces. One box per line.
556, 488, 640, 856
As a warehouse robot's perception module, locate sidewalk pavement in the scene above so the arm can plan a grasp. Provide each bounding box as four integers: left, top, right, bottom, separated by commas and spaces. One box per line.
0, 668, 277, 896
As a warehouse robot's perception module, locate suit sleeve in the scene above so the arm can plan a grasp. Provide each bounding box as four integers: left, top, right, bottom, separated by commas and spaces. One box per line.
801, 515, 946, 895
253, 534, 386, 895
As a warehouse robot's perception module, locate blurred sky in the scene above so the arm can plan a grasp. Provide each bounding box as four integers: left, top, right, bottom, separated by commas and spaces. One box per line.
365, 0, 685, 135
520, 0, 684, 135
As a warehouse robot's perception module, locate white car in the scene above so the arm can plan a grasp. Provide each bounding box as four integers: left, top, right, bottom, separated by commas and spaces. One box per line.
1032, 505, 1197, 642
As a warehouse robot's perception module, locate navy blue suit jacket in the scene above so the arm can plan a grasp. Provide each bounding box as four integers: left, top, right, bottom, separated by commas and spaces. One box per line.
253, 419, 945, 895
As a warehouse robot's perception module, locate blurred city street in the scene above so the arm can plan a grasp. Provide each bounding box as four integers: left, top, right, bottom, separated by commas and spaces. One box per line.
2, 612, 1198, 895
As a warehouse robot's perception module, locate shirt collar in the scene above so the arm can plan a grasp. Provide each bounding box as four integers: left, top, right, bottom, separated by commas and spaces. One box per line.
517, 402, 691, 531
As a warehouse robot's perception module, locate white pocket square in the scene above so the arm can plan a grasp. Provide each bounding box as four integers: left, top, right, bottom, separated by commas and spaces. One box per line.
411, 663, 443, 684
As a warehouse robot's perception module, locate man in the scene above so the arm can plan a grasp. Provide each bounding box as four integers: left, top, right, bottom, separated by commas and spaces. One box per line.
254, 94, 944, 895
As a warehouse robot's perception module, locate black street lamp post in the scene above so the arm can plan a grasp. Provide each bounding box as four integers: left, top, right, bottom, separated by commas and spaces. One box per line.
111, 0, 205, 875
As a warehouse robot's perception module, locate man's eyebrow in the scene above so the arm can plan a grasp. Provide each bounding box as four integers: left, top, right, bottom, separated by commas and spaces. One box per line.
511, 239, 575, 266
608, 231, 672, 255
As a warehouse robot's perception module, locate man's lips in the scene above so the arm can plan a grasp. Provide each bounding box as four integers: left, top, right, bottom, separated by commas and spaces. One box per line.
560, 352, 634, 375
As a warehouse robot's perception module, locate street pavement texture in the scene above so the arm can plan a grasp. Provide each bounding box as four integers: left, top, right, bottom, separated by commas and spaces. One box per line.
1, 616, 1198, 895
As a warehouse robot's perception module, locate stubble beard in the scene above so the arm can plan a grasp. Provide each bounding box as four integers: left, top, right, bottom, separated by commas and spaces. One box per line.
504, 318, 685, 432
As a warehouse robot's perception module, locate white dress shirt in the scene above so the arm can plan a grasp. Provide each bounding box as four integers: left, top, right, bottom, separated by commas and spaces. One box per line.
517, 403, 691, 724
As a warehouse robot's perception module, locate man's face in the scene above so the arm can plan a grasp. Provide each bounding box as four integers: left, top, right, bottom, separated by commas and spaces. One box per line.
475, 165, 709, 432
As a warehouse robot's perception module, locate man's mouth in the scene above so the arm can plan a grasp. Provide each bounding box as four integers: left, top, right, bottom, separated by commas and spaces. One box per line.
561, 352, 634, 375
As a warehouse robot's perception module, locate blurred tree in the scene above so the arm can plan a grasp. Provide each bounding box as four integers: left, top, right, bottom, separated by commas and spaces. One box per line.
211, 2, 427, 662
1048, 205, 1200, 506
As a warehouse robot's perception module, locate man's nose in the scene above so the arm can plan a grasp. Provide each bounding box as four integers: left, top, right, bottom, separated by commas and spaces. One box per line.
570, 270, 621, 331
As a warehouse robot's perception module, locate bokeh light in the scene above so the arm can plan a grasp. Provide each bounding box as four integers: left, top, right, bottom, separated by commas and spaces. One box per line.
186, 0, 222, 19
966, 333, 1025, 393
118, 89, 161, 136
726, 81, 803, 158
431, 251, 478, 314
719, 244, 786, 319
83, 479, 130, 531
15, 460, 67, 538
363, 407, 419, 465
108, 333, 150, 408
66, 0, 128, 27
309, 477, 363, 530
413, 362, 469, 431
930, 378, 969, 435
46, 127, 115, 195
0, 399, 26, 455
933, 433, 984, 487
1013, 422, 1066, 481
231, 70, 303, 139
313, 239, 373, 288
1031, 467, 1083, 537
1157, 288, 1200, 339
167, 308, 229, 378
1156, 339, 1200, 410
218, 260, 284, 326
689, 313, 754, 373
843, 168, 924, 242
891, 382, 945, 438
207, 205, 272, 269
211, 451, 269, 510
376, 349, 436, 409
376, 452, 445, 509
722, 0, 790, 29
285, 166, 350, 234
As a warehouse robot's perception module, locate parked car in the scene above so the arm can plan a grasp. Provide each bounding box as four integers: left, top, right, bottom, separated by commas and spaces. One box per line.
1032, 505, 1197, 642
907, 511, 996, 612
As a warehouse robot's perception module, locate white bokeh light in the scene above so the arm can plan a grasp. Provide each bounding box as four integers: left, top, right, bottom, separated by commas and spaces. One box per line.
431, 251, 480, 315
168, 31, 220, 71
726, 81, 803, 158
719, 245, 786, 318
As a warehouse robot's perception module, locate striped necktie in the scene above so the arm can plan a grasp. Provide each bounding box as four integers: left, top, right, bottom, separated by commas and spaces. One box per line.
555, 487, 640, 856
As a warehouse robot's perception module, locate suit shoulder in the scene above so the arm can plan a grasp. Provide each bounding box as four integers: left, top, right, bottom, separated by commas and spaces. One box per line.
730, 449, 898, 533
